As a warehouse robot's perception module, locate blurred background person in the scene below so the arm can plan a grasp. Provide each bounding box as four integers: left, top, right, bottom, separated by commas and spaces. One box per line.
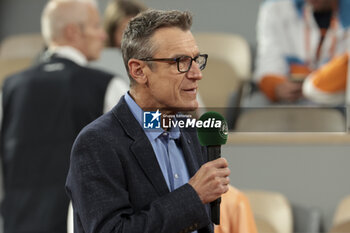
215, 185, 257, 233
0, 0, 126, 232
303, 0, 350, 105
104, 0, 146, 48
90, 0, 146, 84
302, 51, 348, 104
249, 0, 349, 105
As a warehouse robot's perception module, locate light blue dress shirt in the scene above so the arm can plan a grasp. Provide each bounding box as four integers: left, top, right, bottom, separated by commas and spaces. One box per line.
124, 93, 190, 191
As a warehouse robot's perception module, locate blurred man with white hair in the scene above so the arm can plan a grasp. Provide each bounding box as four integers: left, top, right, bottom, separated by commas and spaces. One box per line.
0, 0, 127, 232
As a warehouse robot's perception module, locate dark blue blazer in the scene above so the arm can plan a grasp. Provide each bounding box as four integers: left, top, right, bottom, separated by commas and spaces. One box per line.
66, 97, 213, 233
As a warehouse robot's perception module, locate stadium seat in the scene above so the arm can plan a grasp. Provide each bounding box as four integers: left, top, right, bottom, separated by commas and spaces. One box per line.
0, 33, 44, 59
193, 33, 251, 108
0, 58, 33, 85
244, 190, 293, 233
330, 195, 350, 233
235, 108, 346, 132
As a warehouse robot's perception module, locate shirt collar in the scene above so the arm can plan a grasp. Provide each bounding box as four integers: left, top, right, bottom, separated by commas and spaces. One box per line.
49, 46, 88, 66
124, 92, 181, 141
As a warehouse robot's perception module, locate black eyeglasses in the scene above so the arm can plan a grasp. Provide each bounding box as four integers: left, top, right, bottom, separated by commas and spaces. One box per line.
139, 54, 208, 73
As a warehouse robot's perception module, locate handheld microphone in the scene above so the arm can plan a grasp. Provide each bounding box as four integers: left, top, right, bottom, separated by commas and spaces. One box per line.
197, 111, 228, 225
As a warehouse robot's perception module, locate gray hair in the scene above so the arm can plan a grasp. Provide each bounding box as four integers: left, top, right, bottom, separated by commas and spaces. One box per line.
121, 9, 193, 85
41, 0, 97, 45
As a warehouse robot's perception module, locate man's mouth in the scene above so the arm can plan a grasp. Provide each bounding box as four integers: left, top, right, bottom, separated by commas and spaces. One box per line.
182, 87, 197, 94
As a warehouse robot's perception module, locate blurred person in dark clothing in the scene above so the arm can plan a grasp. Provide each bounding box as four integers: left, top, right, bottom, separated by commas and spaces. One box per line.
0, 0, 126, 232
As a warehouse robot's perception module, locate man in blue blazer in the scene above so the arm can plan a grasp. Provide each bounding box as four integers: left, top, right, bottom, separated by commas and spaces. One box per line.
66, 9, 230, 233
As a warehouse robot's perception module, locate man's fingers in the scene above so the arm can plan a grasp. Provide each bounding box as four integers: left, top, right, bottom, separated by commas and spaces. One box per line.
216, 167, 230, 177
223, 176, 230, 185
208, 157, 228, 168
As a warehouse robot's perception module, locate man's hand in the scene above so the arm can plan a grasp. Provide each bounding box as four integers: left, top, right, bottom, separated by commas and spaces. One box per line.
189, 158, 230, 204
275, 81, 303, 102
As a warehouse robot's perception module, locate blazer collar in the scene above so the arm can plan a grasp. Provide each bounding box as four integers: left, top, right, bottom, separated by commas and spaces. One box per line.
112, 97, 170, 196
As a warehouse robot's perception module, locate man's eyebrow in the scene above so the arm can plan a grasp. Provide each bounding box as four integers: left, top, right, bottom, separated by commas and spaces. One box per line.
172, 54, 188, 58
172, 53, 200, 58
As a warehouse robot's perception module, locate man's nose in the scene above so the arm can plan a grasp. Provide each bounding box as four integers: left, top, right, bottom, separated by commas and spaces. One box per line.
187, 61, 203, 80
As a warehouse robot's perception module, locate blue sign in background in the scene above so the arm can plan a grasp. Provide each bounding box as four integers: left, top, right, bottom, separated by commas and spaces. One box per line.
339, 0, 350, 28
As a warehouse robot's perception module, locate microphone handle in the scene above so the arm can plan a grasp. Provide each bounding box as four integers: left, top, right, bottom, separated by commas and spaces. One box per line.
207, 145, 221, 161
207, 145, 221, 225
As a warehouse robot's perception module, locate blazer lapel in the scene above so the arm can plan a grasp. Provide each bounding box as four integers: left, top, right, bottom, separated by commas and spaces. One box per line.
113, 98, 169, 196
130, 135, 170, 196
179, 130, 201, 177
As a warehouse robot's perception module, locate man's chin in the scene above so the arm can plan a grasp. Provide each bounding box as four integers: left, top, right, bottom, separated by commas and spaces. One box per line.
162, 102, 198, 113
179, 101, 198, 112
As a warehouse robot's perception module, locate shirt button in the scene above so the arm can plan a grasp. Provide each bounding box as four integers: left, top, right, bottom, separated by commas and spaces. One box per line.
174, 173, 179, 179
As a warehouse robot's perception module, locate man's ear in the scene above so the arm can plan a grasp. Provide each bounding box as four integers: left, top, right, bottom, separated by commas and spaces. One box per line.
63, 24, 80, 42
128, 58, 148, 84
